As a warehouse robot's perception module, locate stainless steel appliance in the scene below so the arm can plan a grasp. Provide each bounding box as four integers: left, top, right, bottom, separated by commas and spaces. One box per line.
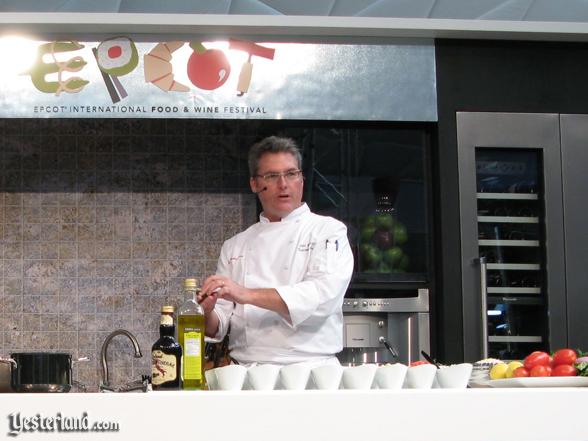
338, 289, 430, 365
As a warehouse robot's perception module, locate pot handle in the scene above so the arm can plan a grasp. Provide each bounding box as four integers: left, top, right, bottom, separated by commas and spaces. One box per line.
71, 357, 90, 392
0, 357, 17, 368
72, 356, 91, 365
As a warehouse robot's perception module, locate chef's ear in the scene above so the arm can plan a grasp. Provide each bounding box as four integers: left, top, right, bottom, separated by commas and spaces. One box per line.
249, 176, 259, 193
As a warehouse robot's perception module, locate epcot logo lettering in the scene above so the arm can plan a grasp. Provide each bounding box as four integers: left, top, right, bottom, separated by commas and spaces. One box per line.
24, 37, 275, 103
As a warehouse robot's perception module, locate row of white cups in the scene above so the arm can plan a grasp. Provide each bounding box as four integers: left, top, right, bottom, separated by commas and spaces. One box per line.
205, 362, 474, 391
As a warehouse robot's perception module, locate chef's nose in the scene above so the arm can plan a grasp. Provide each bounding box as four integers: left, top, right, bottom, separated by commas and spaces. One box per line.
276, 174, 288, 187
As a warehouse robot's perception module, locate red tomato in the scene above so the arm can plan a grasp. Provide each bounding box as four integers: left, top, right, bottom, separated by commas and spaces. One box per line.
523, 351, 551, 370
410, 360, 430, 367
552, 364, 578, 376
513, 366, 530, 377
529, 365, 552, 377
552, 349, 577, 366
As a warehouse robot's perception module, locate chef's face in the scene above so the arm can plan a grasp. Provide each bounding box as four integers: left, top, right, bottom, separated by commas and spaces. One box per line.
250, 152, 304, 222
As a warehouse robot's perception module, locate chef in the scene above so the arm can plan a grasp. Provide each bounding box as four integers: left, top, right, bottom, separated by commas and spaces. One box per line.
198, 136, 353, 367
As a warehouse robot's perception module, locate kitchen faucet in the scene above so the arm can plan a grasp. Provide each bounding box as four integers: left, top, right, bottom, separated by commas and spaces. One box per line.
100, 329, 143, 387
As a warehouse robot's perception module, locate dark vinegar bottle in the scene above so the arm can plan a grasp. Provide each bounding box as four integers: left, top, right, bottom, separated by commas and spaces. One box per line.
151, 305, 182, 390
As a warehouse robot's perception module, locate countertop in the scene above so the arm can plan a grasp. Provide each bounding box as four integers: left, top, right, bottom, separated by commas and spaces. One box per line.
1, 388, 587, 441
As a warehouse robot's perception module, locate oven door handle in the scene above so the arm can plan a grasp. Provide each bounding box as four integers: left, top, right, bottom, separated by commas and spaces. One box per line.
475, 257, 489, 359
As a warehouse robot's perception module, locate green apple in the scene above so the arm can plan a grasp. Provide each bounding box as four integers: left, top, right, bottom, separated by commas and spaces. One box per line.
360, 243, 382, 268
374, 213, 395, 230
360, 225, 377, 243
378, 262, 392, 273
362, 215, 377, 229
393, 223, 408, 245
383, 246, 403, 266
398, 254, 410, 271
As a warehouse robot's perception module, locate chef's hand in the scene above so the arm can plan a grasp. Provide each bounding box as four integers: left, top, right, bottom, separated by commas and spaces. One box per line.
202, 276, 290, 321
196, 289, 218, 314
201, 275, 250, 306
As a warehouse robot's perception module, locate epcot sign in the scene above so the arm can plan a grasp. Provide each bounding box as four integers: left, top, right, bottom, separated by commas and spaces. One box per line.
0, 37, 437, 121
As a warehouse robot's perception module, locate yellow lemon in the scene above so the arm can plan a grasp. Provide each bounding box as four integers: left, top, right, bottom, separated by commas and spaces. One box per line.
505, 361, 524, 378
489, 363, 508, 380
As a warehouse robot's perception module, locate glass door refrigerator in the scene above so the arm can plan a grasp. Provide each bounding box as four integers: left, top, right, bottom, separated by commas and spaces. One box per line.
456, 112, 566, 361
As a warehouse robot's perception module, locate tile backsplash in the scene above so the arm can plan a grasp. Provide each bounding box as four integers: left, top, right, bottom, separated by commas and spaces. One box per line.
0, 118, 265, 390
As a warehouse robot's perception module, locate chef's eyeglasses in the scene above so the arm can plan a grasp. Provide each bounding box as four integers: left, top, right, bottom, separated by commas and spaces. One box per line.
255, 169, 303, 183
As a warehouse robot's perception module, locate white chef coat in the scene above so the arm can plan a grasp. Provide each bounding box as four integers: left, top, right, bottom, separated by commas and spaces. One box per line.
212, 203, 353, 365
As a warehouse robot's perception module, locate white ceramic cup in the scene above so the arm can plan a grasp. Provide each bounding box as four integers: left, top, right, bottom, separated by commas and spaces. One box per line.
404, 364, 437, 389
204, 367, 219, 390
375, 363, 408, 389
342, 364, 378, 390
436, 363, 473, 389
215, 365, 247, 391
279, 363, 311, 390
311, 364, 343, 390
246, 364, 281, 391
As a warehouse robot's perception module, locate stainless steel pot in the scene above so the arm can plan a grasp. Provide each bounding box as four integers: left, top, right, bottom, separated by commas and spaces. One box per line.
0, 352, 89, 393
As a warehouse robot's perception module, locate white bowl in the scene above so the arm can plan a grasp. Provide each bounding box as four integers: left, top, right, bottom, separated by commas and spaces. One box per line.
374, 363, 408, 389
204, 368, 219, 390
279, 363, 311, 390
436, 363, 473, 389
342, 364, 378, 390
311, 364, 343, 390
215, 365, 247, 391
404, 364, 437, 389
247, 364, 281, 391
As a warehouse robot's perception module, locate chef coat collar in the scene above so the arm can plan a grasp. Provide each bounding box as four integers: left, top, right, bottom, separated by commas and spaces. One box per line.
259, 203, 309, 223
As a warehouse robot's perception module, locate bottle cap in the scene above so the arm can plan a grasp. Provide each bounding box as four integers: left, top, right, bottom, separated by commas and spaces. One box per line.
162, 305, 174, 313
184, 278, 198, 289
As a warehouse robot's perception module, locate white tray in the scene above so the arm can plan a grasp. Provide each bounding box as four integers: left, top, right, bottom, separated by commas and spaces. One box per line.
489, 376, 588, 388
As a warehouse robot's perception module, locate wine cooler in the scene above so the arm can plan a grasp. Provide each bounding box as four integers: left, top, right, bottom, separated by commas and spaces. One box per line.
456, 113, 567, 361
475, 149, 546, 359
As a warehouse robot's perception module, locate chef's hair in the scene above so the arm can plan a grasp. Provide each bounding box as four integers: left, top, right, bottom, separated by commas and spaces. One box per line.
248, 136, 302, 177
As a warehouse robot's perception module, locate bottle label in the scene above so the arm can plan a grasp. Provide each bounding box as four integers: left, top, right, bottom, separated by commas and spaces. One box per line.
151, 350, 177, 385
160, 315, 173, 326
183, 331, 202, 380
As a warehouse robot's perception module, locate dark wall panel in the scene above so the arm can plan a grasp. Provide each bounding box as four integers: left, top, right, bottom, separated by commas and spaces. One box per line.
435, 39, 588, 362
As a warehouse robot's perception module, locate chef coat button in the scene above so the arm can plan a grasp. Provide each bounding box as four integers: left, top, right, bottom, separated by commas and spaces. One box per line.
283, 266, 288, 270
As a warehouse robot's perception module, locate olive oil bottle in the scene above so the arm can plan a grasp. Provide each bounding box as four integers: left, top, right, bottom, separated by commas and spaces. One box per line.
177, 278, 206, 390
151, 306, 182, 390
